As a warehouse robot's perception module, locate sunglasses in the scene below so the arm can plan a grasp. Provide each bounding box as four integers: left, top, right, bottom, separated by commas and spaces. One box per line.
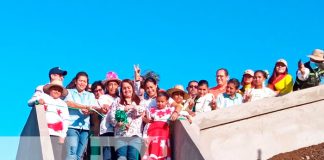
189, 85, 198, 89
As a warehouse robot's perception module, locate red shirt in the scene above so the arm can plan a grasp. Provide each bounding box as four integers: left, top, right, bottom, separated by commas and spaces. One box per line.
209, 85, 226, 98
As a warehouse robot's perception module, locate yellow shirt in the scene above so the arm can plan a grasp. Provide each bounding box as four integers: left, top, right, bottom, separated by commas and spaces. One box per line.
274, 74, 293, 95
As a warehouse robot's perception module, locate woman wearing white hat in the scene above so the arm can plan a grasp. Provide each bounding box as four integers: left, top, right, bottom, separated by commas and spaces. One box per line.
268, 58, 293, 95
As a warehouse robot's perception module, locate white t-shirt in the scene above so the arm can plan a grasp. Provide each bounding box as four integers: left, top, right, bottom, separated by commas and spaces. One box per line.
245, 87, 276, 102
99, 95, 119, 135
41, 94, 70, 138
194, 93, 213, 113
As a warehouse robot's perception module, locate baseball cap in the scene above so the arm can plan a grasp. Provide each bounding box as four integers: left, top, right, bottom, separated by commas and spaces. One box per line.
243, 69, 254, 77
49, 67, 67, 76
276, 59, 288, 67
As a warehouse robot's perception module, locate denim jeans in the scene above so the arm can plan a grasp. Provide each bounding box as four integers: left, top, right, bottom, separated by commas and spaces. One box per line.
101, 132, 116, 160
65, 128, 89, 160
115, 136, 142, 160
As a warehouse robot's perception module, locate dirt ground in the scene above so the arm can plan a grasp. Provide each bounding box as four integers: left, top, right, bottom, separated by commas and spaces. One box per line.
269, 142, 324, 160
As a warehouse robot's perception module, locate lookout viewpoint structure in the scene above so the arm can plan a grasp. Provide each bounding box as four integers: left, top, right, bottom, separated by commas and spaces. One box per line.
17, 85, 324, 160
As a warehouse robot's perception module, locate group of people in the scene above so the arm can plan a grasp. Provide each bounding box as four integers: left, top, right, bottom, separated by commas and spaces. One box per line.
27, 49, 324, 160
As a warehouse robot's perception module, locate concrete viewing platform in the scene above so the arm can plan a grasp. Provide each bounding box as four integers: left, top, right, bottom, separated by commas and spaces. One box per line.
17, 85, 324, 160
173, 85, 324, 160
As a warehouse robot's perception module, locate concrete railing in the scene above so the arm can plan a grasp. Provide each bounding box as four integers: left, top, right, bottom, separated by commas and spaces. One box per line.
172, 85, 324, 160
16, 105, 54, 160
17, 85, 324, 160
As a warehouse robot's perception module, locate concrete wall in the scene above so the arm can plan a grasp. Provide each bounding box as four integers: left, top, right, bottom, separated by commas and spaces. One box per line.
16, 106, 54, 160
17, 86, 324, 160
171, 120, 210, 160
173, 85, 324, 160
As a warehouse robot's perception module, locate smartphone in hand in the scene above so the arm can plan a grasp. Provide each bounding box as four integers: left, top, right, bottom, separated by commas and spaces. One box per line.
298, 59, 303, 69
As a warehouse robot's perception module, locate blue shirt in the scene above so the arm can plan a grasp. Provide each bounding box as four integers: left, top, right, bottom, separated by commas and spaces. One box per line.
64, 89, 98, 130
216, 93, 243, 109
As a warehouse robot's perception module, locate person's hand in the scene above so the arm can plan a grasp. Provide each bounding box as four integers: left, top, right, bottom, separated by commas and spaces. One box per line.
187, 110, 196, 117
38, 99, 45, 105
116, 122, 124, 127
243, 93, 252, 103
188, 98, 195, 109
81, 108, 90, 115
134, 64, 141, 81
125, 124, 130, 130
58, 137, 65, 144
210, 96, 217, 110
170, 111, 179, 121
142, 116, 153, 123
298, 60, 306, 75
101, 104, 109, 114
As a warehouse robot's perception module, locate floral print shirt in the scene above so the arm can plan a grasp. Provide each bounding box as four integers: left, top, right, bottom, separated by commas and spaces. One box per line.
110, 99, 145, 137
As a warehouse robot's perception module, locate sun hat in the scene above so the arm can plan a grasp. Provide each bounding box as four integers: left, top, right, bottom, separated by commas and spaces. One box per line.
243, 69, 254, 77
166, 85, 190, 100
43, 80, 68, 97
276, 59, 288, 67
308, 49, 324, 61
102, 71, 121, 85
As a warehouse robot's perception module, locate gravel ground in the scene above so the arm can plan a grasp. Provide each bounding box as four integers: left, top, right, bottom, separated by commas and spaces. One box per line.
269, 142, 324, 160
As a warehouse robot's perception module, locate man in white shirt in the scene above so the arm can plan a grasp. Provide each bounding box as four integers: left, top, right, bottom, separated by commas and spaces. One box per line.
28, 67, 67, 106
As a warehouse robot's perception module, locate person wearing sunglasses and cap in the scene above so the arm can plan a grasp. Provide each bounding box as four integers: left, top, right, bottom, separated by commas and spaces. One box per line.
293, 49, 324, 91
28, 67, 68, 107
268, 59, 293, 96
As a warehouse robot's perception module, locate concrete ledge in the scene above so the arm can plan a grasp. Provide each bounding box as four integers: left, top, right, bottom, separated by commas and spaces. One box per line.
172, 120, 211, 160
178, 85, 324, 159
193, 85, 324, 130
17, 106, 54, 160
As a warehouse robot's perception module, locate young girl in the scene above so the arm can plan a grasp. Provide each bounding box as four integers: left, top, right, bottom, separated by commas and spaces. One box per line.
268, 59, 293, 95
238, 69, 254, 95
244, 70, 276, 102
143, 91, 174, 160
216, 78, 243, 109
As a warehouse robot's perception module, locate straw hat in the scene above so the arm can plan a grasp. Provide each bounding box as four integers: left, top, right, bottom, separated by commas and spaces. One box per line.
102, 71, 121, 85
43, 80, 68, 97
308, 49, 324, 61
166, 85, 190, 100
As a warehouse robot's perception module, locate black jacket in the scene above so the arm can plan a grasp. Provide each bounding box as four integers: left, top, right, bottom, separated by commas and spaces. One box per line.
293, 61, 324, 91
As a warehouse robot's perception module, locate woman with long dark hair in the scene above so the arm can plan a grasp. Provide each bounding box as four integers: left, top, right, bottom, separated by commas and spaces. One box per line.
268, 59, 293, 96
64, 71, 99, 160
110, 79, 144, 160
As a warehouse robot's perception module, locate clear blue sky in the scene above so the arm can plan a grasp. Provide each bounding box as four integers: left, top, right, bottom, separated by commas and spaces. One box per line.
0, 0, 323, 158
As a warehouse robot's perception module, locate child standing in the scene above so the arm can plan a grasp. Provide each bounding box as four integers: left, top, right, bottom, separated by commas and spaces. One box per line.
189, 80, 215, 113
143, 91, 174, 160
244, 70, 276, 102
166, 85, 193, 123
36, 80, 70, 160
216, 78, 243, 109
